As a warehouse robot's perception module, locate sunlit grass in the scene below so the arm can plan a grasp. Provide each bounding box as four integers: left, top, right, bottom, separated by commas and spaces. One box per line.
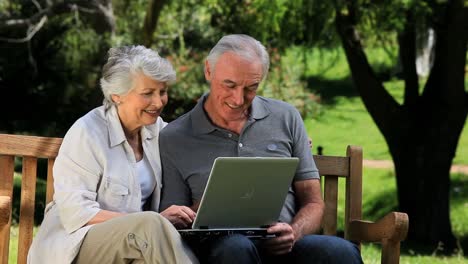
8, 225, 38, 263
305, 92, 468, 164
362, 243, 468, 264
305, 95, 393, 160
9, 226, 18, 264
338, 168, 468, 263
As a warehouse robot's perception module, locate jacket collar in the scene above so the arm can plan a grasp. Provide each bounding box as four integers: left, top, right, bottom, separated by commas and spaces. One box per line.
106, 105, 157, 147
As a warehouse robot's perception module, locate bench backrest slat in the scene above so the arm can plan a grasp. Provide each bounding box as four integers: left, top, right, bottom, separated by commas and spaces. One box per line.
0, 134, 62, 158
0, 155, 14, 264
18, 157, 37, 264
0, 134, 363, 264
345, 146, 363, 240
323, 176, 339, 235
313, 155, 349, 176
46, 159, 55, 205
314, 147, 363, 240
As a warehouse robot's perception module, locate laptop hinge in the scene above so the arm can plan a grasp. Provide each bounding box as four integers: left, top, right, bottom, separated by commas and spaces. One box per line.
200, 226, 209, 229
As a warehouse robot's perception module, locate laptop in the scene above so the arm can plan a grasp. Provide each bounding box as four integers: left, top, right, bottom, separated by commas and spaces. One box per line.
178, 156, 299, 239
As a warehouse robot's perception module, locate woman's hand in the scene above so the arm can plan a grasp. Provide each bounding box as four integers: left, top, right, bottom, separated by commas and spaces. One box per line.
160, 205, 196, 229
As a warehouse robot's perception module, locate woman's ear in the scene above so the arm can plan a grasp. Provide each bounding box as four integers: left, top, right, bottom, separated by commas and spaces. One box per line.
111, 94, 121, 104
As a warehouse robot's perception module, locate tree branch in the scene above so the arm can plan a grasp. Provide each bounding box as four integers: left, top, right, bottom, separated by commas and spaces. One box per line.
0, 0, 114, 35
335, 9, 401, 139
397, 10, 419, 106
423, 0, 467, 104
32, 0, 43, 12
0, 16, 47, 43
142, 0, 168, 47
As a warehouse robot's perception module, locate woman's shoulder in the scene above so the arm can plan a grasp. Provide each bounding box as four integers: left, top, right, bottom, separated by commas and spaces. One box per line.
64, 106, 108, 142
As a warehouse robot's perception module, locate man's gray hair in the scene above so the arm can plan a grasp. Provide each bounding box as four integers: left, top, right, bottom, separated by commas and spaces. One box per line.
206, 34, 270, 80
100, 45, 176, 108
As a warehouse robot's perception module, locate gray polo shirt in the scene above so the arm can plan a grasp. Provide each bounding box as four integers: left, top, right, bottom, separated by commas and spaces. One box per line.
159, 94, 320, 223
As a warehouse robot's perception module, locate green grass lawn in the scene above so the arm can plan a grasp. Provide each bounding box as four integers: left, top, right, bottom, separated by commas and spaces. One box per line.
300, 46, 468, 164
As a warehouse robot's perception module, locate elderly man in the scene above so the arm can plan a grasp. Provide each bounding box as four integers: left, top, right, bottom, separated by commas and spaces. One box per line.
159, 34, 362, 264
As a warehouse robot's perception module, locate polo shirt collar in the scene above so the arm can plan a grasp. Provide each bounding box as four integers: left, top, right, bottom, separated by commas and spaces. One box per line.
250, 96, 270, 120
190, 94, 217, 135
190, 93, 271, 135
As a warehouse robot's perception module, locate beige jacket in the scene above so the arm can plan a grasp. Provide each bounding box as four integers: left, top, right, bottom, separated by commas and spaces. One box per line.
27, 105, 167, 264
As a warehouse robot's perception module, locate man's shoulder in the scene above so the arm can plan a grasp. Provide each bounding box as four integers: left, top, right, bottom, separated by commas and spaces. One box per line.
257, 96, 299, 116
160, 111, 192, 137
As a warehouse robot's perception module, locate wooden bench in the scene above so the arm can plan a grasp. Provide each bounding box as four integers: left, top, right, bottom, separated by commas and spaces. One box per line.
0, 133, 409, 264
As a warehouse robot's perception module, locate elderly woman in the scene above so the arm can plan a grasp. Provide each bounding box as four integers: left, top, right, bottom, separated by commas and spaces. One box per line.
27, 46, 198, 264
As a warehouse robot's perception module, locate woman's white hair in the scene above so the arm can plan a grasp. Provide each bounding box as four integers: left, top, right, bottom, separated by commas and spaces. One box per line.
206, 34, 270, 80
100, 45, 176, 108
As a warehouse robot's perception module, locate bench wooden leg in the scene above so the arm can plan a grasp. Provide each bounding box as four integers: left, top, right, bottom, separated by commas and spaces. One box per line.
381, 239, 400, 264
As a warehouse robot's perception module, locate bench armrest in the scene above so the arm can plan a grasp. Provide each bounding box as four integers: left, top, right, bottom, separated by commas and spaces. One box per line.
348, 211, 408, 243
348, 212, 408, 264
0, 196, 11, 228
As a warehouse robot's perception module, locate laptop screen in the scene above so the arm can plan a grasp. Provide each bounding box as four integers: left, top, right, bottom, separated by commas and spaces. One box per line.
192, 157, 299, 229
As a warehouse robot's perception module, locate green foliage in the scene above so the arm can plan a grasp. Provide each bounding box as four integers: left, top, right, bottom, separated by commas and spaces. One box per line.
1, 0, 328, 134
161, 51, 208, 121
0, 1, 109, 136
57, 17, 104, 74
0, 1, 21, 17
260, 47, 321, 117
113, 0, 147, 45
134, 0, 328, 120
206, 0, 338, 49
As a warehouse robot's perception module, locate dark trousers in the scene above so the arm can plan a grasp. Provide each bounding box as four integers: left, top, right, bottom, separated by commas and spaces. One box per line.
186, 234, 363, 264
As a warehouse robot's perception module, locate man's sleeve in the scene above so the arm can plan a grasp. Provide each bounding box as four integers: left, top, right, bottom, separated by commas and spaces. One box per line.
291, 108, 320, 180
159, 133, 192, 211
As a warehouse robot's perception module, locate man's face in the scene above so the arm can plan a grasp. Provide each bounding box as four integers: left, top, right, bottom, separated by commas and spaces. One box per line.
204, 52, 263, 123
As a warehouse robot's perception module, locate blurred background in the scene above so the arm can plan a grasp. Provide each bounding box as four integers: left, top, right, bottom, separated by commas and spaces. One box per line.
1, 0, 467, 263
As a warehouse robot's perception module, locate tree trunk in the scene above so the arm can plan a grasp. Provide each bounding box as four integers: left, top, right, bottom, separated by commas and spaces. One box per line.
334, 0, 468, 252
389, 100, 464, 252
142, 0, 168, 47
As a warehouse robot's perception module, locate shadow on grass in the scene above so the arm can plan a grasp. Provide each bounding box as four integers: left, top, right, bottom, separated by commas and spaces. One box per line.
362, 175, 468, 257
400, 236, 467, 258
304, 75, 358, 105
362, 190, 399, 221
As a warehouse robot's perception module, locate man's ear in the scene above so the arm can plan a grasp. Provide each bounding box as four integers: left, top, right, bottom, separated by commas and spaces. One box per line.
204, 60, 212, 82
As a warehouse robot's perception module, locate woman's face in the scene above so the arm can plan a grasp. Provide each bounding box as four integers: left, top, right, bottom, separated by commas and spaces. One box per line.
113, 73, 168, 133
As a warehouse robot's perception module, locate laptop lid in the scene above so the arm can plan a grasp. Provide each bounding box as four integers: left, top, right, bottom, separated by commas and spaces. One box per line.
192, 157, 299, 229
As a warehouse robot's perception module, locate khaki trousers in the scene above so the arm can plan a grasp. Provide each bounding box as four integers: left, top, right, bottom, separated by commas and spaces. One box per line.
74, 211, 198, 264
